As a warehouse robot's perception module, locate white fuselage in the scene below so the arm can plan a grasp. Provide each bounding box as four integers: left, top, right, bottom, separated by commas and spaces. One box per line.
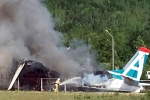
91, 78, 143, 92
103, 78, 143, 92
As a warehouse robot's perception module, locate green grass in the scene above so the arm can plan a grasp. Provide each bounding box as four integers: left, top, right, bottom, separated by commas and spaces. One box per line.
0, 91, 148, 100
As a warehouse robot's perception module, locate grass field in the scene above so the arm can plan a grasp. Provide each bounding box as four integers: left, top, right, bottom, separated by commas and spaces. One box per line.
0, 91, 149, 100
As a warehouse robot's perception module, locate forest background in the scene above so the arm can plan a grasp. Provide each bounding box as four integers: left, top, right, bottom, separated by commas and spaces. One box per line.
42, 0, 150, 79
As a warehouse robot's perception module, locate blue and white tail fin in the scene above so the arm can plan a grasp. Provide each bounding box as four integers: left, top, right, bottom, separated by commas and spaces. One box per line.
109, 47, 150, 82
122, 47, 150, 81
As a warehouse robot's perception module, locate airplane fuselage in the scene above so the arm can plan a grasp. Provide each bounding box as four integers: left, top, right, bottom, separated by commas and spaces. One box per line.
105, 78, 143, 92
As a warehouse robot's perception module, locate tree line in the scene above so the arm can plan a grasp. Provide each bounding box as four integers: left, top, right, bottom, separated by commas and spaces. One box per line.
42, 0, 150, 79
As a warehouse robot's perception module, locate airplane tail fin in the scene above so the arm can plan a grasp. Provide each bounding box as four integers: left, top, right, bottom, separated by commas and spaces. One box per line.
109, 47, 150, 82
122, 47, 150, 81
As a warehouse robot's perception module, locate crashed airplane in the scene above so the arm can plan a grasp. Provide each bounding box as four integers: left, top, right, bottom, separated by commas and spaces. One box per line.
7, 47, 150, 92
8, 60, 60, 91
61, 47, 150, 92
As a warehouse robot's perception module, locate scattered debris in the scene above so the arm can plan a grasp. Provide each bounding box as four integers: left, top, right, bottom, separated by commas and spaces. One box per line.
10, 60, 60, 91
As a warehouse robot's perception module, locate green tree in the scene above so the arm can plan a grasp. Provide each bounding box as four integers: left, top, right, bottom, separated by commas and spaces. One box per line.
42, 0, 150, 74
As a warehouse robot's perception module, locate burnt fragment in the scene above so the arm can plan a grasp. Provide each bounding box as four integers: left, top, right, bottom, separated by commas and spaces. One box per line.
15, 60, 60, 91
93, 70, 111, 77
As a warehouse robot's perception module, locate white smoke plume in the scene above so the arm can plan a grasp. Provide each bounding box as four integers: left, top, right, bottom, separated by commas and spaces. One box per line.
82, 74, 109, 86
0, 0, 98, 87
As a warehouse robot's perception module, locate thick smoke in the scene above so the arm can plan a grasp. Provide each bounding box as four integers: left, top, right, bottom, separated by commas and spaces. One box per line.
0, 0, 97, 87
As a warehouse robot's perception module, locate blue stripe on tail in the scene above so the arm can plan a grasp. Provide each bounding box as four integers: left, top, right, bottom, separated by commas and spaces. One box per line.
143, 55, 148, 66
126, 69, 138, 78
134, 61, 139, 67
110, 69, 124, 80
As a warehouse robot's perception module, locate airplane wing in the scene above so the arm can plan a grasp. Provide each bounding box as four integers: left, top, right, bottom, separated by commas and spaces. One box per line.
139, 80, 150, 86
139, 82, 150, 86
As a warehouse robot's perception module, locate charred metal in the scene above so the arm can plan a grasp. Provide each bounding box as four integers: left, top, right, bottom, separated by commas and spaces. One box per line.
11, 60, 60, 91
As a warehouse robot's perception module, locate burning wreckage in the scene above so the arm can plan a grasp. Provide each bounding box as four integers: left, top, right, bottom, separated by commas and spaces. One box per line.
7, 47, 150, 93
8, 60, 60, 91
8, 60, 110, 92
59, 70, 112, 92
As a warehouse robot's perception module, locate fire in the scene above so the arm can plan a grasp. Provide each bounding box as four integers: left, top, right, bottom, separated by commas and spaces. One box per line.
10, 60, 60, 91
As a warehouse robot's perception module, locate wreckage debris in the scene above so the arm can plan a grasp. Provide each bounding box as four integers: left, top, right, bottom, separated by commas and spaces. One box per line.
93, 70, 111, 77
11, 60, 60, 91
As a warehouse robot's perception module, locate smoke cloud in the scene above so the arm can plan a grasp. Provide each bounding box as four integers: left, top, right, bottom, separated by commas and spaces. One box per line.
0, 0, 99, 88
